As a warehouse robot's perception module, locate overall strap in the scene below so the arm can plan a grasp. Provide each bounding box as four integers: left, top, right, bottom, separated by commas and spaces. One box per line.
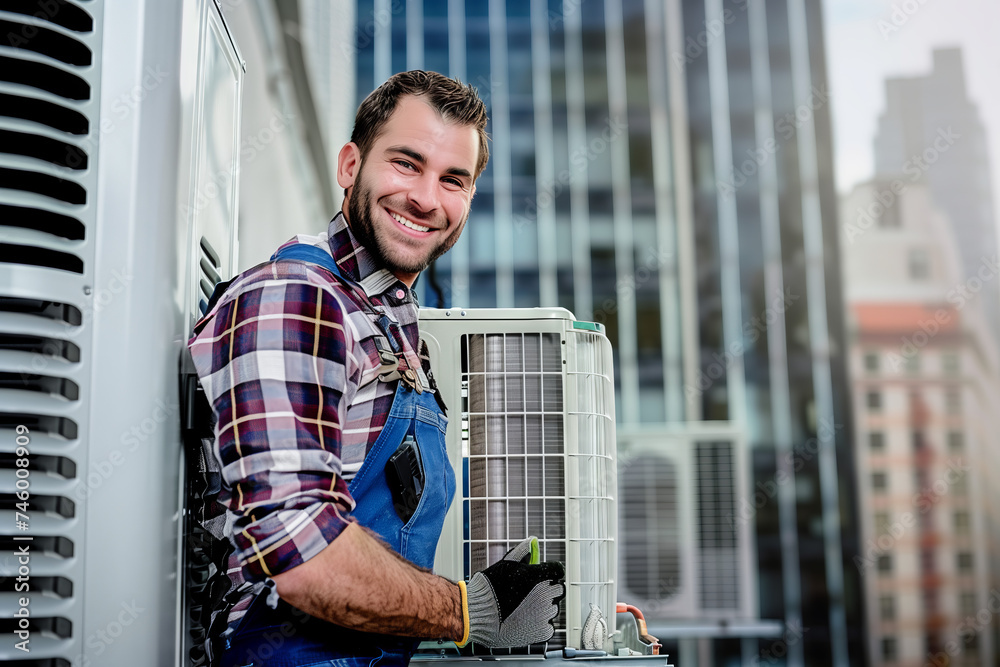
270, 244, 428, 392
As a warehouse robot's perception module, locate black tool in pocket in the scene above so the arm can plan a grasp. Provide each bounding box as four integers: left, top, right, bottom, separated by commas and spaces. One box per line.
385, 436, 424, 523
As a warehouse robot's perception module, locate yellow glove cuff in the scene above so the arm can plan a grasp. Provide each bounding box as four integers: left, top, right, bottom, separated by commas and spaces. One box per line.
457, 580, 470, 647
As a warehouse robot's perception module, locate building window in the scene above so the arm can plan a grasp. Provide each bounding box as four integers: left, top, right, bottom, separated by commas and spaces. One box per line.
874, 512, 890, 531
864, 351, 879, 373
867, 391, 882, 412
942, 351, 960, 375
909, 248, 931, 280
954, 511, 970, 534
881, 636, 898, 661
872, 471, 888, 494
953, 471, 968, 496
945, 387, 962, 414
877, 555, 892, 575
960, 591, 977, 616
957, 552, 974, 573
869, 431, 886, 451
904, 353, 920, 375
947, 431, 964, 452
879, 594, 895, 620
911, 430, 925, 450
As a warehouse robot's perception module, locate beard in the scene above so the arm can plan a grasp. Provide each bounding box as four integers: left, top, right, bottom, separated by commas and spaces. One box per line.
346, 163, 467, 276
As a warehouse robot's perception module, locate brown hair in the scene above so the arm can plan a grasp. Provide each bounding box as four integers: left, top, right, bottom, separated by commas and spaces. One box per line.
351, 70, 490, 179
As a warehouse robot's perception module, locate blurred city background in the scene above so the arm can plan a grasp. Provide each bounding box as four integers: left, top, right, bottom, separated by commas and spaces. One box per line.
14, 0, 989, 665
216, 1, 1000, 665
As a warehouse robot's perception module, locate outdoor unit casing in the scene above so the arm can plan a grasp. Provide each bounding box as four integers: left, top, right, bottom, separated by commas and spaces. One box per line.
419, 307, 618, 654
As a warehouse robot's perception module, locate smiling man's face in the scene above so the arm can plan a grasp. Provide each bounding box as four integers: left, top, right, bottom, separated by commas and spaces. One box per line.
337, 95, 479, 286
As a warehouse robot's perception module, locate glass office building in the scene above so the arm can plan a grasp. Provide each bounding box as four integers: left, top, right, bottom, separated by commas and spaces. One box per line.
353, 1, 864, 664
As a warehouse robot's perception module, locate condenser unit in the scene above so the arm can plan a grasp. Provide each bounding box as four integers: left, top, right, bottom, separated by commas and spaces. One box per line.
616, 427, 756, 625
419, 307, 619, 655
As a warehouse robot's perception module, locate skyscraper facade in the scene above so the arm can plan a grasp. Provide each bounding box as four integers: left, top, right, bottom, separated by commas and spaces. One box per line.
352, 1, 864, 664
873, 48, 1000, 343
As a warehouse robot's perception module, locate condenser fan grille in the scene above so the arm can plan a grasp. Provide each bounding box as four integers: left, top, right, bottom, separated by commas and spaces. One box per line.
454, 328, 617, 654
462, 332, 566, 569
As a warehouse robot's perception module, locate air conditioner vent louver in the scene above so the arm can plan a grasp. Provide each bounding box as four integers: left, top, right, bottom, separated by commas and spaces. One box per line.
0, 203, 85, 239
0, 453, 75, 478
0, 93, 89, 134
620, 454, 680, 600
0, 535, 73, 558
0, 297, 82, 325
0, 575, 73, 598
0, 413, 77, 440
695, 441, 739, 611
0, 658, 72, 667
0, 128, 87, 169
0, 332, 80, 361
0, 372, 79, 400
0, 616, 72, 639
0, 1, 100, 660
0, 166, 87, 205
1, 0, 93, 32
197, 236, 222, 314
420, 308, 617, 656
0, 55, 89, 99
0, 18, 91, 65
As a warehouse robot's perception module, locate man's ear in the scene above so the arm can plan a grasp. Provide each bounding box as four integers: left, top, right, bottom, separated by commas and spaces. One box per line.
337, 142, 361, 190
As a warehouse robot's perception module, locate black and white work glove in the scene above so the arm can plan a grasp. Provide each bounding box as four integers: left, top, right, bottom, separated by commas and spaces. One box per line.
457, 536, 566, 648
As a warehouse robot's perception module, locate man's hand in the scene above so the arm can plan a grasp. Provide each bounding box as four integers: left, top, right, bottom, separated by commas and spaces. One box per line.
459, 536, 566, 648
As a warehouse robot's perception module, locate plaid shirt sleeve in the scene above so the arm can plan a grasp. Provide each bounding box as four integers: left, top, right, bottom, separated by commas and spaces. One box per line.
188, 272, 360, 582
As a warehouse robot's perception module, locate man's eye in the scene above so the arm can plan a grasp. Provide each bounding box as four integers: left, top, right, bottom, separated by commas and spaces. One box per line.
395, 160, 416, 171
443, 178, 465, 188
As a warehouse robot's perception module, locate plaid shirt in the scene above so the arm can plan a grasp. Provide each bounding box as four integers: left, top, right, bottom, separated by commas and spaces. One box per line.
188, 213, 431, 622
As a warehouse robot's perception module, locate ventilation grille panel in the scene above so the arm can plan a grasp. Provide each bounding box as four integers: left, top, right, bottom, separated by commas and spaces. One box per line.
0, 1, 102, 662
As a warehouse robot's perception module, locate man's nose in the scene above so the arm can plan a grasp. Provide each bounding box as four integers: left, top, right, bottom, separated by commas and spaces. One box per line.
407, 174, 440, 213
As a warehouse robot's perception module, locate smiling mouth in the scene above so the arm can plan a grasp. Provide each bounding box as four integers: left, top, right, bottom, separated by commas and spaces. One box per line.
389, 210, 432, 233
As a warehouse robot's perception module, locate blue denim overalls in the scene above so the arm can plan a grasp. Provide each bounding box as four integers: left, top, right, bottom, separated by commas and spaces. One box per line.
219, 244, 456, 667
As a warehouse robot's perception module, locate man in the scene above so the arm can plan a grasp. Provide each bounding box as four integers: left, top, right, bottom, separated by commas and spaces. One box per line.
188, 71, 565, 666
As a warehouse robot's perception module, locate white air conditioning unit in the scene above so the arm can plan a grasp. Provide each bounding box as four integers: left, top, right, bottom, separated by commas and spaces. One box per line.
616, 427, 756, 624
419, 307, 618, 655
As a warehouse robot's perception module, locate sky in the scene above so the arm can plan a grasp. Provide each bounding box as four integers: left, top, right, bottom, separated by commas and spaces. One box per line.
823, 0, 1000, 223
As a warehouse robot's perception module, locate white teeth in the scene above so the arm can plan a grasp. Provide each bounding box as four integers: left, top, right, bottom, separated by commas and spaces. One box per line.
391, 212, 430, 232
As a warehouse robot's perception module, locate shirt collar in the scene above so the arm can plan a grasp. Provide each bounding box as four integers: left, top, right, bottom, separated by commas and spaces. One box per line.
327, 212, 410, 300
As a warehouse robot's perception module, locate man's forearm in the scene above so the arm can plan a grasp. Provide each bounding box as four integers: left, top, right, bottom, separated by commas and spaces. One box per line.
271, 522, 465, 640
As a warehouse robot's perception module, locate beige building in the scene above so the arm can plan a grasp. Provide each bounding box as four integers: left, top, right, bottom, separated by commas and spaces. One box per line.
843, 180, 1000, 667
